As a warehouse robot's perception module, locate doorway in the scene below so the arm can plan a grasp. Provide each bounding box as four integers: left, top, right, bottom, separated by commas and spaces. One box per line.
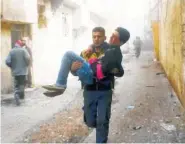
11, 24, 31, 48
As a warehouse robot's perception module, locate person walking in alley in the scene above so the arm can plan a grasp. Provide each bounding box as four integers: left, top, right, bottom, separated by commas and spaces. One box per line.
43, 27, 130, 143
133, 36, 142, 58
21, 37, 33, 88
6, 40, 30, 106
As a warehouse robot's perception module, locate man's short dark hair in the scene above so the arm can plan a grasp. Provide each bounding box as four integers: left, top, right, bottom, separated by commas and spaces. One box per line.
92, 27, 105, 35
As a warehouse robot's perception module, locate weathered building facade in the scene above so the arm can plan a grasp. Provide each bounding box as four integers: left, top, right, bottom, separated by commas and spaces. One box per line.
1, 0, 107, 93
1, 0, 37, 93
150, 0, 185, 107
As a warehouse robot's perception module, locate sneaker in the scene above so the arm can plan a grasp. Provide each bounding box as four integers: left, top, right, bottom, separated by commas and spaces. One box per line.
14, 94, 20, 106
43, 90, 65, 97
42, 85, 65, 91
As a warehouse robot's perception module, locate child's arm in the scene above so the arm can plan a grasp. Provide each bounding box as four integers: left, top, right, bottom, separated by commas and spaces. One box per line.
102, 62, 124, 78
81, 45, 93, 61
70, 46, 92, 76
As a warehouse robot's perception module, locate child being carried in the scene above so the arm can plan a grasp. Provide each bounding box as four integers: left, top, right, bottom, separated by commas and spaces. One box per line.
42, 27, 130, 97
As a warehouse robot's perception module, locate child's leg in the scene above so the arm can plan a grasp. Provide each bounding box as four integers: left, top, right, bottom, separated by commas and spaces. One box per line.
42, 51, 85, 93
55, 51, 85, 87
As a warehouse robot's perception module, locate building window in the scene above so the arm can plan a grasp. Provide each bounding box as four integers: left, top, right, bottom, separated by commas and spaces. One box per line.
38, 5, 47, 28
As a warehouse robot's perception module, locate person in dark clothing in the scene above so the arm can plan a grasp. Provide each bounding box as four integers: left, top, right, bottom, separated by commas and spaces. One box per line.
6, 40, 30, 106
78, 27, 130, 143
21, 37, 33, 88
133, 36, 142, 58
42, 27, 130, 96
42, 27, 130, 143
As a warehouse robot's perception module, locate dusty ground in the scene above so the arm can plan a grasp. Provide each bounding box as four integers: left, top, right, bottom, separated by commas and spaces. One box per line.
84, 51, 185, 143
1, 76, 82, 143
1, 51, 185, 143
107, 62, 185, 143
20, 91, 91, 143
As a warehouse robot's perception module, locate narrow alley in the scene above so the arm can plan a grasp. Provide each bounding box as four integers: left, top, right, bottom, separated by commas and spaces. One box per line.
1, 50, 185, 143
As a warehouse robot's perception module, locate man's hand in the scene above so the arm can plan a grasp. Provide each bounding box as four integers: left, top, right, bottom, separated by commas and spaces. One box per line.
84, 46, 93, 57
71, 61, 83, 72
111, 68, 119, 74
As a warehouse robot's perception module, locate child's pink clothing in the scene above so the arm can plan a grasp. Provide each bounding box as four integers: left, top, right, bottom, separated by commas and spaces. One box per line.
88, 58, 105, 80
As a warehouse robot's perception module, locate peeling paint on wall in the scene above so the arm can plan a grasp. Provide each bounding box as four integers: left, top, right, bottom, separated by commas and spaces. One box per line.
151, 0, 185, 107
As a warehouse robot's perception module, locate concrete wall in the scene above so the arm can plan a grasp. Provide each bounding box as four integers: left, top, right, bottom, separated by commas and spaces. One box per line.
182, 0, 185, 104
1, 22, 13, 93
32, 1, 107, 85
151, 0, 185, 107
149, 0, 160, 21
32, 1, 75, 85
1, 0, 37, 23
1, 0, 108, 92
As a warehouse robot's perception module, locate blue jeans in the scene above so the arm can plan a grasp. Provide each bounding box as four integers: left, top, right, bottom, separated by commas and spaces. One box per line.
56, 51, 93, 87
83, 90, 112, 143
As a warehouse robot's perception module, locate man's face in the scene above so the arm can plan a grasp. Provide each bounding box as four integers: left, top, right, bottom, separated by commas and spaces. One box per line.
92, 32, 106, 46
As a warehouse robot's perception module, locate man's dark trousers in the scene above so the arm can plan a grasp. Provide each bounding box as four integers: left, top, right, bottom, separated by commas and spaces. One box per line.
83, 90, 112, 143
14, 75, 26, 99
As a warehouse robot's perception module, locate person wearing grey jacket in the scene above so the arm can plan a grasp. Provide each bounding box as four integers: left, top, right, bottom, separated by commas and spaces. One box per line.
6, 40, 30, 105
